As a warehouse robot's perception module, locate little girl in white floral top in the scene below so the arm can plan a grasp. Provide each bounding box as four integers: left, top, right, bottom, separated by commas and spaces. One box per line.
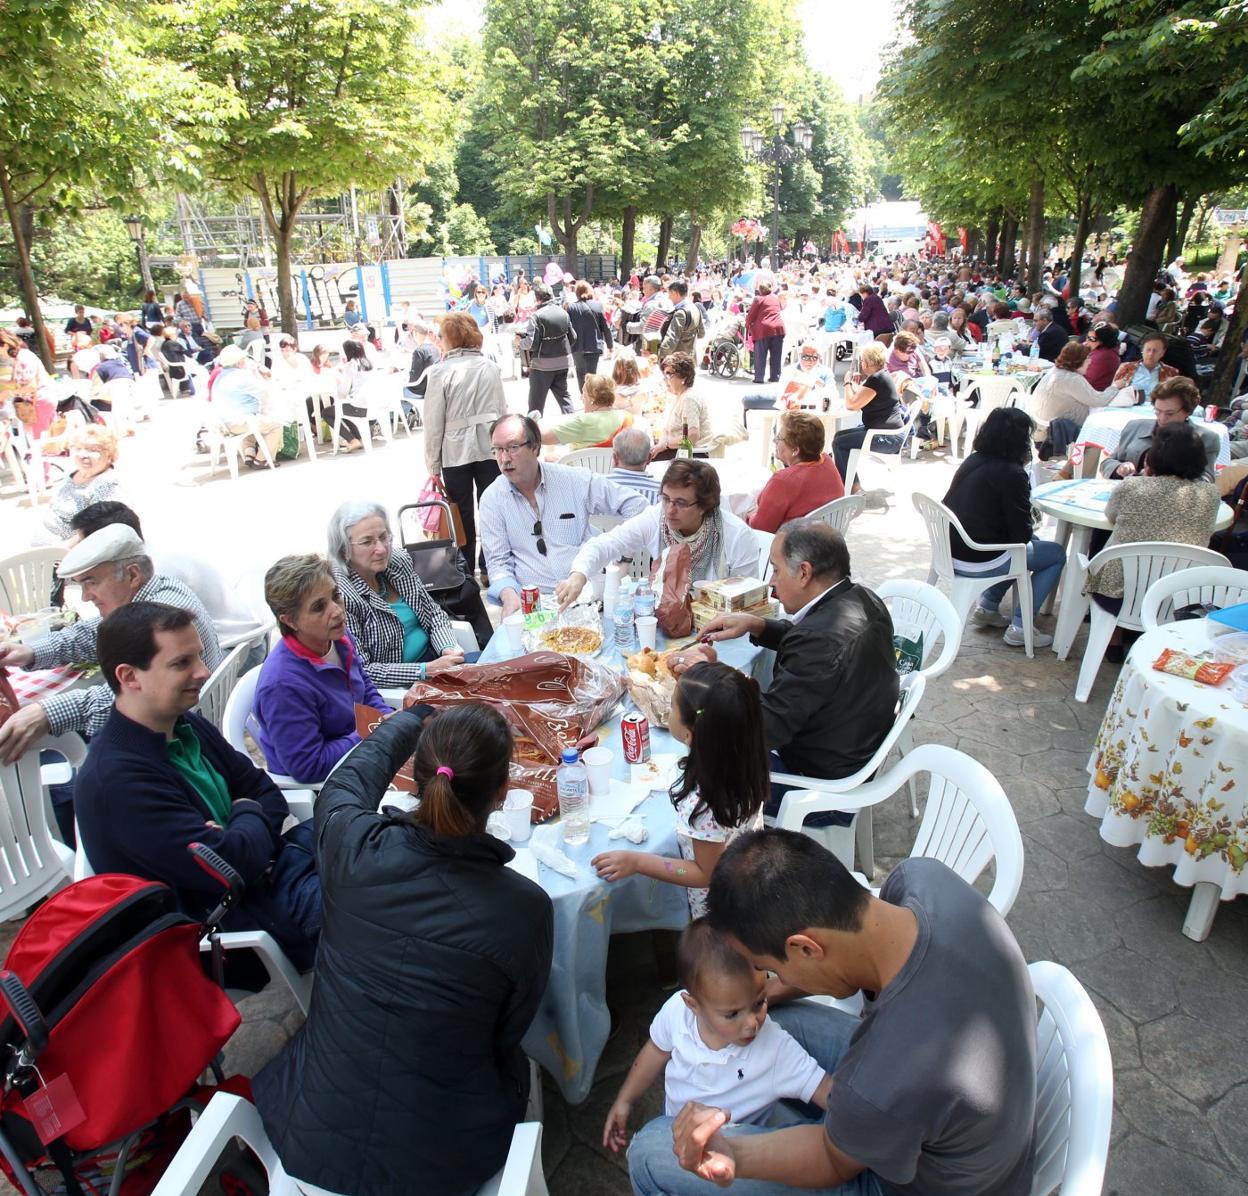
591, 662, 767, 917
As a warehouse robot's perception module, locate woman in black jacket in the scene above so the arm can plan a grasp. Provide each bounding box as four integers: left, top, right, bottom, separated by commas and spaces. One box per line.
254, 705, 554, 1196
566, 279, 613, 391
942, 406, 1065, 650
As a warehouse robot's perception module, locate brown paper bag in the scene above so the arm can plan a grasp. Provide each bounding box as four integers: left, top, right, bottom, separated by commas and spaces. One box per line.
657, 543, 694, 638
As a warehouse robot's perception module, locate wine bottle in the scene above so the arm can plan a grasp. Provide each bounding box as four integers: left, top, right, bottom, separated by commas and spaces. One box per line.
677, 421, 693, 458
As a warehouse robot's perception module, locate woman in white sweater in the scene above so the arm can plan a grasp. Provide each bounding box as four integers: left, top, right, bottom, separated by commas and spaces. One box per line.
1028, 341, 1118, 429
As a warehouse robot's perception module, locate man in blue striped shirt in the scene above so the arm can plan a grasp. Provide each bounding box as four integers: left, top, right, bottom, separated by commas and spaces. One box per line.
479, 414, 647, 616
607, 427, 662, 505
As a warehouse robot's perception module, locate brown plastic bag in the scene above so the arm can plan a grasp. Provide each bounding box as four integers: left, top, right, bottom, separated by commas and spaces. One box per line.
657, 543, 694, 638
355, 651, 625, 820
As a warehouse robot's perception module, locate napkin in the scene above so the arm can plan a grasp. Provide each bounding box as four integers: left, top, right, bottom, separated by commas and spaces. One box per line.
608, 818, 649, 844
531, 840, 579, 878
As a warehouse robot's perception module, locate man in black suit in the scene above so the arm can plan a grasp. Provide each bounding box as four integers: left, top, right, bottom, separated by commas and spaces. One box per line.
702, 520, 899, 815
1032, 307, 1069, 362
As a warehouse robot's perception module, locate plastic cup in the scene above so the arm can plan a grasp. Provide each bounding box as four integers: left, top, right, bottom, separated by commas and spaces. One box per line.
583, 746, 613, 796
503, 789, 534, 843
503, 612, 525, 650
635, 615, 658, 650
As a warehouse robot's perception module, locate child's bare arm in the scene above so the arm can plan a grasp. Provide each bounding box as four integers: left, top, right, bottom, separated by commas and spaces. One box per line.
603, 1040, 671, 1152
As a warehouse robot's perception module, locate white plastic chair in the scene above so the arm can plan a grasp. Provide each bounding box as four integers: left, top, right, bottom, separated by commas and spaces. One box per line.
201, 404, 276, 480
1068, 541, 1230, 702
771, 672, 926, 879
0, 547, 64, 616
1028, 961, 1113, 1196
807, 493, 867, 535
876, 580, 963, 817
561, 447, 614, 474
0, 733, 79, 921
912, 492, 1037, 657
753, 529, 774, 580
223, 666, 321, 797
71, 835, 313, 1016
151, 1092, 548, 1196
842, 399, 925, 494
1139, 564, 1248, 632
330, 371, 408, 453
953, 374, 1027, 458
193, 642, 253, 730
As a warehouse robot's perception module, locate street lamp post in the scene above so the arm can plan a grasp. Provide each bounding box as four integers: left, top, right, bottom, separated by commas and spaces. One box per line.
123, 214, 156, 295
740, 104, 814, 271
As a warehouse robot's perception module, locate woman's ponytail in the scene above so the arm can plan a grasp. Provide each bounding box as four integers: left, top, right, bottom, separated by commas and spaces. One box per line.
411, 704, 513, 836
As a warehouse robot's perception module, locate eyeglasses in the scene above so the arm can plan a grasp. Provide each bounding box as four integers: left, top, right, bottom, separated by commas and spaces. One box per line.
660, 494, 698, 511
532, 520, 547, 556
492, 441, 532, 457
800, 353, 820, 361
351, 531, 392, 550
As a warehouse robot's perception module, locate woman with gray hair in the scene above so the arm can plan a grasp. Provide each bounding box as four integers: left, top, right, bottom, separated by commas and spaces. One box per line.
328, 500, 470, 689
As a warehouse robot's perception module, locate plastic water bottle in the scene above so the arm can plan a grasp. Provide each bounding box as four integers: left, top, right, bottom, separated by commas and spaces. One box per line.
634, 579, 655, 620
614, 580, 635, 649
1029, 340, 1040, 362
557, 748, 590, 846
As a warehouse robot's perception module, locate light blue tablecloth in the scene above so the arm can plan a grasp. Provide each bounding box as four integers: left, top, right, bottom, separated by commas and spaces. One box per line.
482, 622, 770, 1102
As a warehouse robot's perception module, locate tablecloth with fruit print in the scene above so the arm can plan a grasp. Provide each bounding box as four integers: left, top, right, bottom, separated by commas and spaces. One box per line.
1086, 620, 1248, 898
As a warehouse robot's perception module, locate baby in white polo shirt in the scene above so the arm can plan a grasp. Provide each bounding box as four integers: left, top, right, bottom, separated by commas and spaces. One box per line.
603, 918, 833, 1152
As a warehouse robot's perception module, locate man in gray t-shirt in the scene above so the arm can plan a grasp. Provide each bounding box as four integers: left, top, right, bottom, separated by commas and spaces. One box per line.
628, 830, 1035, 1196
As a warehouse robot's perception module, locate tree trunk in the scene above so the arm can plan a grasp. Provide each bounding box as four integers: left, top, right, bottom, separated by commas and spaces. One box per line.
275, 219, 298, 336
985, 212, 1000, 265
656, 215, 673, 269
1066, 194, 1092, 298
1026, 178, 1045, 291
620, 205, 637, 279
0, 153, 53, 370
685, 220, 702, 274
1216, 234, 1242, 276
1115, 183, 1180, 327
1000, 218, 1017, 276
1191, 194, 1219, 246
1207, 259, 1248, 408
1169, 194, 1196, 263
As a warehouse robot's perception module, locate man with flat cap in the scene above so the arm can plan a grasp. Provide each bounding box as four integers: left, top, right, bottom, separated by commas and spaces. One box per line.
0, 524, 221, 763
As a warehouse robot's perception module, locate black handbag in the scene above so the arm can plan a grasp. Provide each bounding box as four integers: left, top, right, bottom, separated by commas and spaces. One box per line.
397, 500, 471, 595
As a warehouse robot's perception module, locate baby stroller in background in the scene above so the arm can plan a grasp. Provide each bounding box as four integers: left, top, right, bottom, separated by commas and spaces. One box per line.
702, 314, 750, 378
398, 499, 493, 649
0, 846, 250, 1196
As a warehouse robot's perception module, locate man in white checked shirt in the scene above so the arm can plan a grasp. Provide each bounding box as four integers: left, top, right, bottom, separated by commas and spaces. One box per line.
479, 414, 648, 616
0, 525, 221, 764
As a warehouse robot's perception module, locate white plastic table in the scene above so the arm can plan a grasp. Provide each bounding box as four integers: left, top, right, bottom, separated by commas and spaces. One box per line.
1085, 618, 1248, 940
1031, 478, 1233, 659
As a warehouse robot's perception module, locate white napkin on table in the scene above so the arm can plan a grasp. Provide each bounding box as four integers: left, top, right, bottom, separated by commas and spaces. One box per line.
608, 818, 649, 843
531, 840, 579, 878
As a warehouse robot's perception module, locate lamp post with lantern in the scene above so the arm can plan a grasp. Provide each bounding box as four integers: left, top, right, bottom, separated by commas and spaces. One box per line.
740, 103, 814, 272
123, 214, 156, 295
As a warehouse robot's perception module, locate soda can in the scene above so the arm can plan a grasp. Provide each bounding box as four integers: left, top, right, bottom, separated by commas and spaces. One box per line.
621, 712, 651, 764
520, 586, 540, 616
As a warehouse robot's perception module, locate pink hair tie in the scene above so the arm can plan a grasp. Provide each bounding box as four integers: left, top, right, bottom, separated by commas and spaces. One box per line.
436, 766, 454, 780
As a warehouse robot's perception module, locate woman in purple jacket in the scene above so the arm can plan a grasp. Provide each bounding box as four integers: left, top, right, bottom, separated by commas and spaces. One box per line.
856, 284, 895, 343
254, 554, 393, 784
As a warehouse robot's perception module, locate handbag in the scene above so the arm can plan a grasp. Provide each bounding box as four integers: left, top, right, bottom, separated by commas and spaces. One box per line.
416, 478, 468, 548
656, 543, 695, 638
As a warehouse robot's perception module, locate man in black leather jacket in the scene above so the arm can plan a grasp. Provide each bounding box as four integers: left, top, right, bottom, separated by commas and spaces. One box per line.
703, 519, 899, 813
525, 281, 577, 417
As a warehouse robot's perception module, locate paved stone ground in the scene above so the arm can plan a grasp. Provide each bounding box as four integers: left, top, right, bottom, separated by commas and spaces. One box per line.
3, 358, 1246, 1194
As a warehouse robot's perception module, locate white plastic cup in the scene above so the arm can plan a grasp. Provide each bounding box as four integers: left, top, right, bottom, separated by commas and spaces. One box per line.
603, 564, 622, 620
503, 612, 525, 650
635, 615, 658, 650
583, 746, 613, 796
504, 789, 534, 842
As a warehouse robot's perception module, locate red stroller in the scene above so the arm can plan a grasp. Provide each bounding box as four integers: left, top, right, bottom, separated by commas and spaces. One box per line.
0, 846, 250, 1196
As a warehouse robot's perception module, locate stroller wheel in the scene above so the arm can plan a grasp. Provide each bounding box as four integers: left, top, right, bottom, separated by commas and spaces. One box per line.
835, 342, 850, 361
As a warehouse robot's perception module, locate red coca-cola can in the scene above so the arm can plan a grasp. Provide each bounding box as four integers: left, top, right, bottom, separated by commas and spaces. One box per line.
621, 712, 651, 764
520, 586, 540, 615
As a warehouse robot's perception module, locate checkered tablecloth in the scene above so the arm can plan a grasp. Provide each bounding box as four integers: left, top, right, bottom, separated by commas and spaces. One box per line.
7, 665, 86, 705
1074, 406, 1231, 471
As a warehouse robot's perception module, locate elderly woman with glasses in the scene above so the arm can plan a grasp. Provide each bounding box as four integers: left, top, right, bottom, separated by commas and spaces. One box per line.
747, 411, 844, 533
328, 500, 469, 690
652, 351, 710, 460
739, 339, 837, 427
554, 458, 759, 609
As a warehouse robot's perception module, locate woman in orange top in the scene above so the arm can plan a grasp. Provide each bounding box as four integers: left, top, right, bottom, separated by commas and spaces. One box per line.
747, 411, 844, 533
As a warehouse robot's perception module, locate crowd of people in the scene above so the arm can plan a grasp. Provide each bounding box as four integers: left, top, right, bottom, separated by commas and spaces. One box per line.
0, 240, 1244, 1196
